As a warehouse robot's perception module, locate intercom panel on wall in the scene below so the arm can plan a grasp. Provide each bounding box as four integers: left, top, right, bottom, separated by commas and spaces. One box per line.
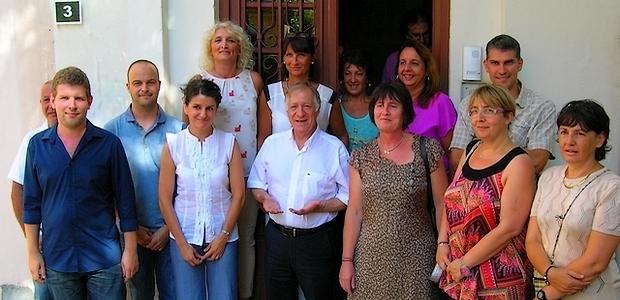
462, 46, 482, 81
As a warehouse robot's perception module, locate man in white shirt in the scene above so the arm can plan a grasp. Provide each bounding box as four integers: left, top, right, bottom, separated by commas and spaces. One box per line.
7, 80, 55, 300
248, 82, 349, 300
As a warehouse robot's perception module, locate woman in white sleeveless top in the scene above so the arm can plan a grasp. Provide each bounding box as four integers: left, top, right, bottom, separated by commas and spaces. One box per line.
257, 33, 348, 148
160, 79, 245, 300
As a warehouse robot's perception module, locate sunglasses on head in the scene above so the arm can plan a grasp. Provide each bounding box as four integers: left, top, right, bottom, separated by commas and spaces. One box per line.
286, 31, 311, 39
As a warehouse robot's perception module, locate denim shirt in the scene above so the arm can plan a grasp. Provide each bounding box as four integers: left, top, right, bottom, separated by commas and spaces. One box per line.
23, 120, 138, 273
104, 105, 185, 230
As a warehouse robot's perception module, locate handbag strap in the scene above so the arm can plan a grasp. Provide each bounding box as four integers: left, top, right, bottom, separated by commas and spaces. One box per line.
419, 136, 437, 236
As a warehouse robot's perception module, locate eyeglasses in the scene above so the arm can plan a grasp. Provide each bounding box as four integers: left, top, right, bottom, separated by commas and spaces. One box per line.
468, 107, 504, 117
407, 31, 430, 41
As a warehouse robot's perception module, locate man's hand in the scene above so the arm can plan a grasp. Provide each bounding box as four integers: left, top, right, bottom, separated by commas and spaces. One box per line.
136, 226, 153, 248
121, 231, 139, 282
121, 247, 139, 282
28, 251, 46, 284
262, 196, 283, 214
289, 200, 321, 215
146, 226, 169, 251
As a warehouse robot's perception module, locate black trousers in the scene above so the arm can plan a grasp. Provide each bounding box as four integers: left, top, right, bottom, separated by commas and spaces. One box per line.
264, 219, 340, 300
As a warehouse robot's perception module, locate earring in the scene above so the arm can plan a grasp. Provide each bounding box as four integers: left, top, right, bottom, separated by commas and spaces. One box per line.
426, 75, 430, 81
396, 75, 399, 81
283, 62, 286, 65
311, 61, 315, 64
339, 80, 343, 86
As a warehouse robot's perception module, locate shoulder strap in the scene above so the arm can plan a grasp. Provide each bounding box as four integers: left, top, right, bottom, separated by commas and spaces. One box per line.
419, 136, 437, 237
264, 82, 273, 102
465, 139, 480, 156
328, 88, 337, 105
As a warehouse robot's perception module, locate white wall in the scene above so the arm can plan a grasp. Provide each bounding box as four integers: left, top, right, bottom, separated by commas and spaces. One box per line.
0, 0, 216, 289
0, 0, 55, 287
449, 0, 620, 173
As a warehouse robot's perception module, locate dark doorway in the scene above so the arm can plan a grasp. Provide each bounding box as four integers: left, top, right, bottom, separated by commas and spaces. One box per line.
338, 0, 448, 89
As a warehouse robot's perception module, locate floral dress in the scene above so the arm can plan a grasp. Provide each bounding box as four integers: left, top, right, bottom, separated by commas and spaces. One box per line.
439, 141, 533, 299
348, 135, 443, 299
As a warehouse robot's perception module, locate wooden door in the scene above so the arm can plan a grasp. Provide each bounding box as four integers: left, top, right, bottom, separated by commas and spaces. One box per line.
220, 0, 338, 88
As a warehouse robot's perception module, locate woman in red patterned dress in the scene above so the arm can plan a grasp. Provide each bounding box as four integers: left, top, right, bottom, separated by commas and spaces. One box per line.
438, 85, 535, 299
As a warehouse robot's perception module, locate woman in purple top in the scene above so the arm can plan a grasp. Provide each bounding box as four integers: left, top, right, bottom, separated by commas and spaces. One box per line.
397, 39, 456, 178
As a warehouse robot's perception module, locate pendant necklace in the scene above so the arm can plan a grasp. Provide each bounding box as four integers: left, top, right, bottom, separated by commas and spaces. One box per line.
378, 134, 405, 155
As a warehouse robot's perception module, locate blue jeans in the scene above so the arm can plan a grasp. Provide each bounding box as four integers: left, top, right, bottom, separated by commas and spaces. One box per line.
128, 242, 175, 300
169, 238, 238, 300
34, 280, 53, 300
45, 263, 125, 300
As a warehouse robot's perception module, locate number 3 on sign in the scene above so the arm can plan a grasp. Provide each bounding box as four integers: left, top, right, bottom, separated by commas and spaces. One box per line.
55, 1, 81, 24
62, 5, 73, 18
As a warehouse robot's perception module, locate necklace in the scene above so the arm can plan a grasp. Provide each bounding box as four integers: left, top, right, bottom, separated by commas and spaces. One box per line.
562, 170, 593, 189
378, 134, 405, 155
550, 170, 607, 263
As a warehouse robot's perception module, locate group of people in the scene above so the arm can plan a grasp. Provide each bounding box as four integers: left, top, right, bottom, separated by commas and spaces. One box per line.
7, 15, 620, 300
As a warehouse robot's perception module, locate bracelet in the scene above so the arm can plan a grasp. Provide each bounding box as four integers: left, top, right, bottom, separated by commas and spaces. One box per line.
342, 256, 353, 262
543, 265, 555, 285
437, 241, 449, 246
221, 229, 231, 237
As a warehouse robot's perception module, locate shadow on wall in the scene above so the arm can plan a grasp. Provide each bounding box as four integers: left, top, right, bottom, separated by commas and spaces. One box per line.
0, 284, 33, 300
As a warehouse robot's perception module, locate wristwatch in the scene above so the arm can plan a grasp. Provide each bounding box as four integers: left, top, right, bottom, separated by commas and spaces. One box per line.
536, 289, 548, 300
459, 258, 472, 277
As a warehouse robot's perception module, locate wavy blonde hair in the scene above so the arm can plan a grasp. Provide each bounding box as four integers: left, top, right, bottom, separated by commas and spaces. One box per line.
200, 21, 255, 71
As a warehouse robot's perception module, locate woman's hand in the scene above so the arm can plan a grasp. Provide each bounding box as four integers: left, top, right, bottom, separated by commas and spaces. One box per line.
179, 242, 202, 266
339, 261, 356, 295
436, 244, 451, 270
446, 259, 463, 282
547, 267, 589, 295
203, 234, 228, 261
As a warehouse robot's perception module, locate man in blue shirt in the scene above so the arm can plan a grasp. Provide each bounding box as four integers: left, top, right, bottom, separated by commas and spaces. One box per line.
104, 60, 183, 300
23, 66, 139, 300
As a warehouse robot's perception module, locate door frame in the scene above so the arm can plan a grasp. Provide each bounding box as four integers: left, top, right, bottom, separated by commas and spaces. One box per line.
220, 0, 450, 94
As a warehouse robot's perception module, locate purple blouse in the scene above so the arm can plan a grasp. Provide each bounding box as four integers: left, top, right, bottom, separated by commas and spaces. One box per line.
405, 92, 457, 177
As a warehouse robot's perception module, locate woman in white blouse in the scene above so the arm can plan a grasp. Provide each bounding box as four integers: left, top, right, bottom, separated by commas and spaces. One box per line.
159, 79, 245, 300
257, 32, 348, 148
526, 99, 620, 300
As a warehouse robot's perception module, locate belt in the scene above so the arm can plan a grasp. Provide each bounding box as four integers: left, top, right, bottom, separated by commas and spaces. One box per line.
269, 218, 334, 238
